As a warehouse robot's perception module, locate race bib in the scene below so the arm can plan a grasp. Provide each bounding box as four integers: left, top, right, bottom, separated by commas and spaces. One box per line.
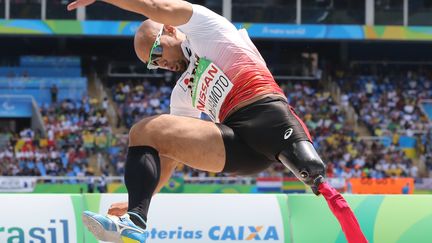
191, 58, 233, 122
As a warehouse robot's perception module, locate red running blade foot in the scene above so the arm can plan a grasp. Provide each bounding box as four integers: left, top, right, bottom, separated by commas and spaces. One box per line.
318, 182, 368, 243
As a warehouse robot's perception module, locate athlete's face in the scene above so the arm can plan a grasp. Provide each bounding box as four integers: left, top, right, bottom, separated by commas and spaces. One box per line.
152, 26, 188, 72
135, 23, 188, 72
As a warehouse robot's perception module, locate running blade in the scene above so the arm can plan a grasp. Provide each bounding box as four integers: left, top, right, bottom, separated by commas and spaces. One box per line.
318, 182, 368, 243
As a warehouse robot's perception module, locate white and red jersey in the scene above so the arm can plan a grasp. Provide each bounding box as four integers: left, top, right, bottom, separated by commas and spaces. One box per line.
170, 4, 284, 122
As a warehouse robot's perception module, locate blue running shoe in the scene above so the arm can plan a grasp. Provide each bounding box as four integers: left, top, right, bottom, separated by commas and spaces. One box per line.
82, 211, 147, 243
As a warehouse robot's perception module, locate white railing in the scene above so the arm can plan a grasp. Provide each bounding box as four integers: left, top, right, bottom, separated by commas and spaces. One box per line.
184, 176, 255, 184
0, 176, 259, 184
0, 176, 123, 183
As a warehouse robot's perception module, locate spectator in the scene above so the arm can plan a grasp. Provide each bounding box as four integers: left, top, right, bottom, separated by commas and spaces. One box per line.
50, 84, 58, 103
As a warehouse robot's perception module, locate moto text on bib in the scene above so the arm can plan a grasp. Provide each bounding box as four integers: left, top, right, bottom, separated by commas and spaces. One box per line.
192, 58, 233, 122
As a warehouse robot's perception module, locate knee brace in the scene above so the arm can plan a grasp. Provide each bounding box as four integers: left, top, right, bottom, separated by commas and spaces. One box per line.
277, 141, 326, 195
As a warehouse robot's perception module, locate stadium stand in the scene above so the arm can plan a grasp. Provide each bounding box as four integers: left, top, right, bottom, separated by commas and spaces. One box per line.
0, 56, 109, 178
0, 56, 87, 105
0, 95, 114, 177
111, 79, 171, 128
0, 53, 425, 185
102, 77, 417, 180
336, 65, 432, 160
338, 69, 430, 135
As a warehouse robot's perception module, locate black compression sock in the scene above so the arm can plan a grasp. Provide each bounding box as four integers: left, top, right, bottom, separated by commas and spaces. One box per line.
124, 146, 161, 230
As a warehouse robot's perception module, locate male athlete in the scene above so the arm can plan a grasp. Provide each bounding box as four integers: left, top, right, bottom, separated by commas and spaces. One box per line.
68, 1, 367, 242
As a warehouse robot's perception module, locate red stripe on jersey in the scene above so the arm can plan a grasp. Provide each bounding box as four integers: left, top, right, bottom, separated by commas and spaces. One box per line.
219, 65, 284, 122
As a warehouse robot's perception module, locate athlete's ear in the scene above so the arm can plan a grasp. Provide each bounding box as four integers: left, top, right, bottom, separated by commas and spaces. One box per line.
163, 25, 177, 37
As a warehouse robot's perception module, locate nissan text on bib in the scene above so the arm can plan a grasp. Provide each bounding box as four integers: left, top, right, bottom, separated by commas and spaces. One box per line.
192, 58, 233, 122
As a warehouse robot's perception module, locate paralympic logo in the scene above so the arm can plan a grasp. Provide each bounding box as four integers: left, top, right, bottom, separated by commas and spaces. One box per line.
144, 225, 280, 241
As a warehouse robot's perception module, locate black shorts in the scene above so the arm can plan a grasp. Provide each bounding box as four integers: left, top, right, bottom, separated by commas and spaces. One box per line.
216, 96, 312, 175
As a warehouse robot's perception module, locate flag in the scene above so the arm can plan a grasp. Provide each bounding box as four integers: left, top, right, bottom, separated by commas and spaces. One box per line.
282, 178, 306, 193
161, 177, 184, 193
256, 177, 282, 193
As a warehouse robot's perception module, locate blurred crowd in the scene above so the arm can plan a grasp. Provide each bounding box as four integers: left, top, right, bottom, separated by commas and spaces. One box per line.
111, 80, 171, 128
0, 97, 114, 177
338, 71, 431, 137
321, 135, 418, 179
336, 68, 432, 176
106, 80, 419, 179
1, 72, 429, 180
261, 81, 418, 179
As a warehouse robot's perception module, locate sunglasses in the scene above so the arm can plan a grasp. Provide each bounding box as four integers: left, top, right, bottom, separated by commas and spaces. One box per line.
147, 26, 164, 70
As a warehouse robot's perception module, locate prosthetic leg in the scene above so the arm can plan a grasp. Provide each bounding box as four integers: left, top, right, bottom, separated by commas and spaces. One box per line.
279, 141, 368, 242
277, 140, 326, 195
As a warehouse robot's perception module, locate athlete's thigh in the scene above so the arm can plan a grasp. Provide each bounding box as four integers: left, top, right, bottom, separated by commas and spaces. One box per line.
217, 123, 276, 175
129, 114, 225, 173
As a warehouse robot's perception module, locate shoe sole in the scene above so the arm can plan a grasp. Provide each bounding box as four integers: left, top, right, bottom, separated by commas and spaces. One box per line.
82, 213, 123, 243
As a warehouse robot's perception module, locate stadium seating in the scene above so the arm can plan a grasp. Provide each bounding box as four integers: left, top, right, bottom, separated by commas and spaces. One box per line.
0, 67, 81, 77
105, 78, 416, 180
337, 69, 431, 157
0, 57, 425, 181
0, 56, 105, 177
111, 80, 171, 128
19, 56, 81, 67
0, 78, 87, 105
0, 56, 86, 105
0, 97, 112, 177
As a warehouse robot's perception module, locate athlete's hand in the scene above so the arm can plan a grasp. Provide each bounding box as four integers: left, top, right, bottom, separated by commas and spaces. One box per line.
107, 201, 128, 216
67, 0, 96, 11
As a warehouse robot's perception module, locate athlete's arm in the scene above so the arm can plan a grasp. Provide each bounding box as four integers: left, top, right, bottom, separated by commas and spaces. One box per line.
67, 0, 193, 26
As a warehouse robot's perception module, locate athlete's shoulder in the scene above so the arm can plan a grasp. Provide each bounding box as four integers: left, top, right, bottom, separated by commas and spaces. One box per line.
177, 4, 235, 36
189, 4, 224, 22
